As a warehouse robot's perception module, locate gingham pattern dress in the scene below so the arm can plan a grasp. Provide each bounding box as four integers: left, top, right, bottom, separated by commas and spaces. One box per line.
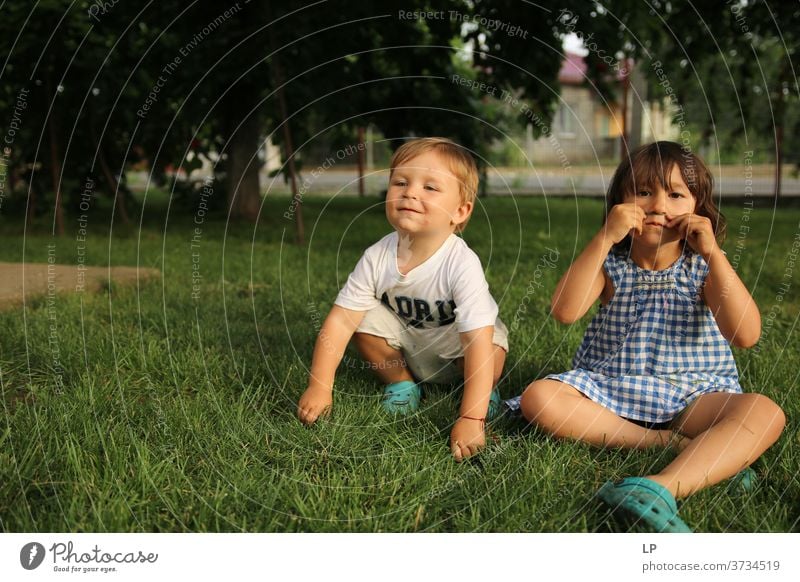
544, 251, 742, 423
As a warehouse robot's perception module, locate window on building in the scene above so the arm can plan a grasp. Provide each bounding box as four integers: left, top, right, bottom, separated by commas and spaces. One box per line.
598, 114, 610, 137
556, 105, 575, 136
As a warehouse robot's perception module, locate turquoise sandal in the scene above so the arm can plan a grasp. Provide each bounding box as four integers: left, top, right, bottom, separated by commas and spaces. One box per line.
727, 467, 757, 494
486, 388, 503, 421
597, 477, 692, 533
382, 380, 421, 415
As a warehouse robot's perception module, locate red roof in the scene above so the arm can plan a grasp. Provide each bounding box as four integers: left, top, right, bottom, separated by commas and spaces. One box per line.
558, 52, 587, 85
558, 52, 631, 84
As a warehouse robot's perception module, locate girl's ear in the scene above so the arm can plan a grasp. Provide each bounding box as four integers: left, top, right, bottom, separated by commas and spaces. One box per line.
451, 201, 473, 227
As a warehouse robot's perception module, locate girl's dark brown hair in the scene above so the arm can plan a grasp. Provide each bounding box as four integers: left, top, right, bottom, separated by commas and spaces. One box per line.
605, 141, 726, 254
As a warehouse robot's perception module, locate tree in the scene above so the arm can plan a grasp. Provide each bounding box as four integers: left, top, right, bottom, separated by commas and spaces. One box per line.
2, 0, 635, 238
594, 0, 800, 197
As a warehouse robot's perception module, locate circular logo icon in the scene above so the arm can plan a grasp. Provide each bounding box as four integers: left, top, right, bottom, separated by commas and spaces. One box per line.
20, 542, 46, 570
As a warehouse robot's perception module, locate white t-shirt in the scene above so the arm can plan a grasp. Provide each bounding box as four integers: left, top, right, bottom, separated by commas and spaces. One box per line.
335, 232, 499, 333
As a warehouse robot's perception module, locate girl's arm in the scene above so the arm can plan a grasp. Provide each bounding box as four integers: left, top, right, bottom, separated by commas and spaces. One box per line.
667, 213, 761, 348
702, 249, 761, 348
551, 203, 644, 323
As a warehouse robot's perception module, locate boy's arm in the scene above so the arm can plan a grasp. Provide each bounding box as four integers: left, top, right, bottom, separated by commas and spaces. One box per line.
298, 305, 365, 424
450, 326, 495, 461
702, 249, 761, 348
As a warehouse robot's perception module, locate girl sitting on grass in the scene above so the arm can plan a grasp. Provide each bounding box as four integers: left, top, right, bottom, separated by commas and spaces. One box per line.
517, 141, 785, 532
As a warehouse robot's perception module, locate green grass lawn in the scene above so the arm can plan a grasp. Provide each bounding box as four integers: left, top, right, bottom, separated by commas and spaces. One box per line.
1, 194, 798, 532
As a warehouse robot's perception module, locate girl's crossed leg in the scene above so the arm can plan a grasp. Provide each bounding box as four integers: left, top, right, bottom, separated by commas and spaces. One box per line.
520, 379, 682, 450
648, 391, 785, 497
520, 379, 785, 497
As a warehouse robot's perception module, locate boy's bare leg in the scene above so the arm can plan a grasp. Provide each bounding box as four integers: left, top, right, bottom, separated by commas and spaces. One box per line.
520, 379, 685, 450
491, 346, 506, 386
646, 392, 785, 498
352, 332, 414, 384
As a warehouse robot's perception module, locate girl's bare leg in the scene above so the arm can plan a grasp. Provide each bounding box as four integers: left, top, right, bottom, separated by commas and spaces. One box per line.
646, 392, 785, 498
520, 379, 684, 450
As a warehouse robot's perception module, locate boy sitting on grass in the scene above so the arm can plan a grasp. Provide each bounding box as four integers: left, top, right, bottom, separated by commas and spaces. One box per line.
297, 137, 508, 461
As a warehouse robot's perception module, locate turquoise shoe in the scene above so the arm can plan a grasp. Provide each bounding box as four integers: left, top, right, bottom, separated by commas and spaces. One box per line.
382, 380, 421, 415
597, 477, 692, 533
727, 467, 757, 494
486, 388, 503, 421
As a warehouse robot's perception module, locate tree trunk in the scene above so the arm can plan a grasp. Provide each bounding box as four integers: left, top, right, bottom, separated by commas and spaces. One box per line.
266, 0, 304, 244
91, 103, 130, 224
773, 60, 788, 201
97, 147, 130, 225
26, 178, 38, 227
357, 125, 365, 197
479, 164, 488, 198
227, 112, 262, 222
628, 61, 645, 151
46, 75, 65, 236
774, 123, 783, 200
619, 58, 630, 161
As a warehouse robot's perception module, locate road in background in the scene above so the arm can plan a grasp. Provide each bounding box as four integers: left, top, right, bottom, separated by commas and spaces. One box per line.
257, 165, 800, 197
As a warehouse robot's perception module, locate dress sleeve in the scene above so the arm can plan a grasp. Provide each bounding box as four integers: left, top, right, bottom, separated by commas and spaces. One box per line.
684, 251, 711, 294
603, 251, 627, 290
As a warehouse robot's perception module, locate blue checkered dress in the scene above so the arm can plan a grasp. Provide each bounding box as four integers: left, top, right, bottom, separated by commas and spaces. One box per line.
543, 251, 741, 423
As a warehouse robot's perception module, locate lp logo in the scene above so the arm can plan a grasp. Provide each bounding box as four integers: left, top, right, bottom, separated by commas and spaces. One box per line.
20, 542, 46, 570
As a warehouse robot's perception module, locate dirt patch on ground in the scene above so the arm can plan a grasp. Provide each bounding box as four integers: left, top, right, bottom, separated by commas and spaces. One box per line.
0, 262, 160, 310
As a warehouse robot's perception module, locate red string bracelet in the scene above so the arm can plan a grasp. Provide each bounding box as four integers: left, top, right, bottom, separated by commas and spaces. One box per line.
459, 415, 485, 423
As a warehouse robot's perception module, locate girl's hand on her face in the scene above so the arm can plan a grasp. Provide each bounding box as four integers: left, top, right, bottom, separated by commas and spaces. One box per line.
666, 213, 719, 258
604, 203, 646, 243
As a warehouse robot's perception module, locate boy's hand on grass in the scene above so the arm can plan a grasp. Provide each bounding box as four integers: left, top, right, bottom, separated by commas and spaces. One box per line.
297, 385, 332, 425
450, 417, 486, 462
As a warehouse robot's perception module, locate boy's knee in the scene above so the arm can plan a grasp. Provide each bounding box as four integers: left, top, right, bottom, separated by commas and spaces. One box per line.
352, 331, 381, 349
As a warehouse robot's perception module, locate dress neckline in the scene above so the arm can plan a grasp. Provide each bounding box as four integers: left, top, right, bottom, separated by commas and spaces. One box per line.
626, 250, 687, 275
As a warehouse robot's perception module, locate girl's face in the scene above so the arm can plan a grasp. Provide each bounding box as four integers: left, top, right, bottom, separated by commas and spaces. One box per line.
624, 165, 696, 247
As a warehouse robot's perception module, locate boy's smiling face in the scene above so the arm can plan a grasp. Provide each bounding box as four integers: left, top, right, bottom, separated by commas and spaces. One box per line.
385, 150, 473, 237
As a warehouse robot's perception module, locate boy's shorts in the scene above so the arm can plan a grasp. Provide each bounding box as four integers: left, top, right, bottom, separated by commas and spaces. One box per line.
355, 303, 509, 384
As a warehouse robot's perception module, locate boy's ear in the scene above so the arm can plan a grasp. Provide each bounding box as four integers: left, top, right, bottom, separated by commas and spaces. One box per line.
451, 201, 473, 227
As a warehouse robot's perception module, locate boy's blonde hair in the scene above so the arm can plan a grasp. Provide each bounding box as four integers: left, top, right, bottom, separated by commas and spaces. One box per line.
389, 137, 479, 232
